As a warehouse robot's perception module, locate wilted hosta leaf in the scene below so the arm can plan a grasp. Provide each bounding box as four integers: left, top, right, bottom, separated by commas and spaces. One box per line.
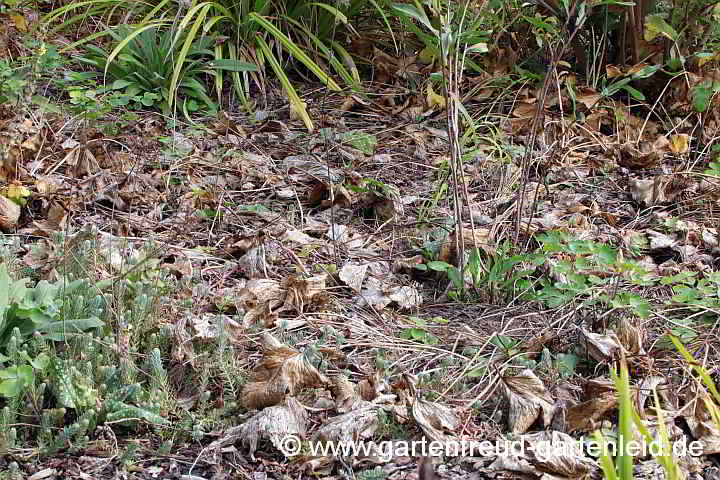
300, 456, 334, 474
240, 333, 330, 409
211, 396, 308, 458
437, 226, 493, 265
312, 402, 382, 448
502, 369, 555, 434
403, 374, 460, 444
0, 195, 21, 232
616, 316, 647, 355
565, 394, 617, 433
634, 376, 665, 418
357, 370, 391, 401
373, 183, 404, 222
283, 155, 342, 183
356, 283, 422, 311
339, 262, 368, 293
237, 279, 285, 327
574, 87, 602, 109
618, 142, 663, 169
645, 229, 677, 249
189, 313, 242, 341
282, 274, 329, 312
681, 388, 720, 455
489, 430, 598, 479
579, 328, 621, 363
333, 375, 360, 413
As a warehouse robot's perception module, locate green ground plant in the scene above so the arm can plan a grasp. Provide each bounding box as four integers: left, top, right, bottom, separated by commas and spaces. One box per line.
0, 234, 242, 455
425, 229, 720, 333
75, 24, 256, 116
44, 0, 385, 126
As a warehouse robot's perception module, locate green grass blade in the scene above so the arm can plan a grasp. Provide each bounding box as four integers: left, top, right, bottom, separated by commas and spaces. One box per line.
249, 12, 341, 91
330, 40, 361, 87
45, 5, 108, 35
652, 388, 683, 480
42, 0, 114, 25
172, 1, 213, 47
255, 35, 313, 131
214, 44, 224, 104
281, 15, 355, 88
61, 30, 112, 53
141, 0, 171, 23
367, 0, 397, 54
228, 43, 251, 112
670, 333, 720, 403
306, 2, 348, 24
104, 24, 162, 85
593, 430, 619, 480
613, 362, 634, 480
168, 4, 212, 111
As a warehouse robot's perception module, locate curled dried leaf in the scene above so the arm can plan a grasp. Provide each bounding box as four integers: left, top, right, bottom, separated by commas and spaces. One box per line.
240, 334, 330, 409
502, 369, 555, 434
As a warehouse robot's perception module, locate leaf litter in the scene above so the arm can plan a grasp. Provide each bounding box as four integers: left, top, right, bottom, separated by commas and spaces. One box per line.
2, 43, 720, 480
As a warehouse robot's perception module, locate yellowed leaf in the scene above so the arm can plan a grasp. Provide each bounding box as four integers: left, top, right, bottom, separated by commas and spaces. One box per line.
6, 184, 31, 201
417, 46, 435, 65
606, 65, 623, 78
697, 53, 720, 68
669, 133, 690, 154
289, 100, 307, 121
10, 13, 28, 32
426, 84, 446, 109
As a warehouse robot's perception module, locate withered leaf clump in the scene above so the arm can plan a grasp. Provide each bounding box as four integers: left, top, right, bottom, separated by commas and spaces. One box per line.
240, 333, 330, 409
502, 369, 555, 434
404, 373, 460, 445
210, 396, 309, 459
311, 402, 382, 448
489, 430, 598, 479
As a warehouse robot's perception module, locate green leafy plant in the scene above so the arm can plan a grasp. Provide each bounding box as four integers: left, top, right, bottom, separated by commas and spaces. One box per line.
690, 80, 720, 113
0, 42, 66, 108
399, 316, 447, 345
391, 0, 489, 74
0, 265, 105, 349
356, 466, 387, 480
0, 60, 28, 105
47, 0, 387, 128
76, 25, 256, 116
0, 351, 48, 398
0, 243, 174, 453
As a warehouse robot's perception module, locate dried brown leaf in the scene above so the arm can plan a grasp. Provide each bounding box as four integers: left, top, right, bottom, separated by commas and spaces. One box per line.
0, 195, 20, 231
565, 394, 617, 433
218, 396, 308, 458
240, 334, 330, 409
579, 328, 622, 363
502, 369, 555, 434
